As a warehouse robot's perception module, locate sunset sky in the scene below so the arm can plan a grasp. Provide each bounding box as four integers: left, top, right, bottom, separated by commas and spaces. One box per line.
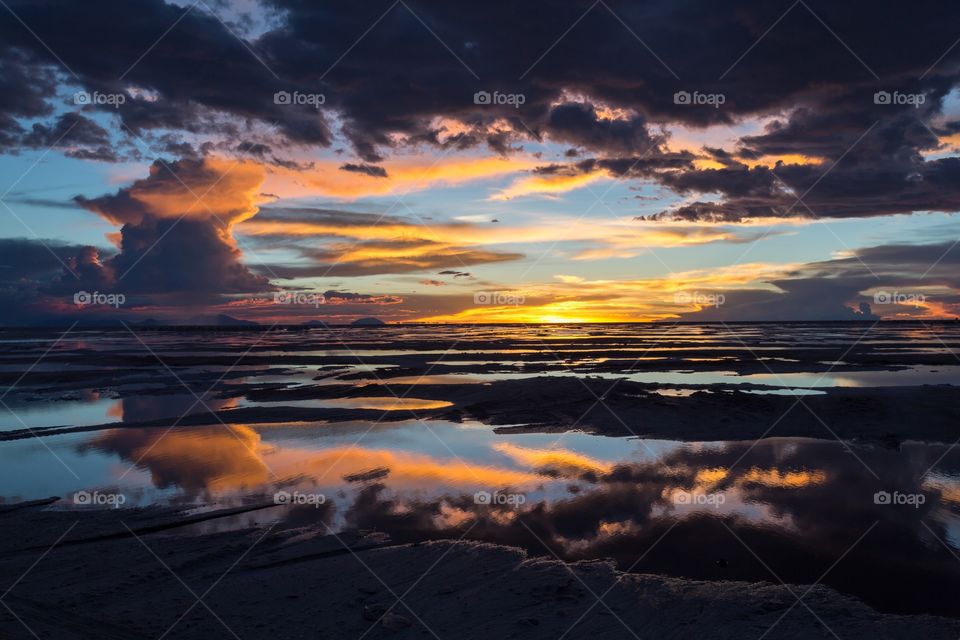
2, 0, 960, 324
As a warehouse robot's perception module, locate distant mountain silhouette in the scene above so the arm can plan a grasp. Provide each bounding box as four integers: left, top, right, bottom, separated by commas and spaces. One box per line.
351, 317, 386, 327
205, 314, 259, 327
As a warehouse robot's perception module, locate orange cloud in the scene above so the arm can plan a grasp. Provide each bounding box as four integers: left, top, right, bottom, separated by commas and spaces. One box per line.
81, 157, 266, 228
491, 169, 609, 200
240, 213, 760, 256
264, 155, 540, 200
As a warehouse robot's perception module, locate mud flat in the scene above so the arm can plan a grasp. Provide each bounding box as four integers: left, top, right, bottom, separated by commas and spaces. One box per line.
4, 323, 960, 445
5, 377, 959, 446
1, 503, 958, 640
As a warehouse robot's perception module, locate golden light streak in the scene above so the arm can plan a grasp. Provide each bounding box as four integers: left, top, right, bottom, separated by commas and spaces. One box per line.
263, 155, 540, 200
490, 169, 609, 200
414, 263, 795, 323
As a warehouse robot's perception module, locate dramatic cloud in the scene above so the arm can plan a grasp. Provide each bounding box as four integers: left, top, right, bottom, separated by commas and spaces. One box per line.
0, 238, 115, 324
322, 290, 402, 304
678, 278, 881, 322
240, 205, 760, 274
21, 112, 117, 161
1, 0, 957, 207
76, 157, 265, 227
4, 0, 960, 323
70, 158, 272, 298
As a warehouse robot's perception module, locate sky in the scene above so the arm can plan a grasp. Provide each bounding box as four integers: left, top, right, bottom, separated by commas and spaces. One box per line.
1, 0, 960, 324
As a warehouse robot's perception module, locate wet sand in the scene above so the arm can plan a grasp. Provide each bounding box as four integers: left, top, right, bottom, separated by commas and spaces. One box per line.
1, 501, 958, 640
4, 377, 959, 446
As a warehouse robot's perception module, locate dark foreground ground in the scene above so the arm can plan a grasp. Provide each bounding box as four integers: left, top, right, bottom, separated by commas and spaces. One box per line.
1, 502, 959, 640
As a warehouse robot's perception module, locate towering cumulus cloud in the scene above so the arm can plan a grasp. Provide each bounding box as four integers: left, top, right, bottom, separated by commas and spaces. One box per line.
74, 158, 271, 298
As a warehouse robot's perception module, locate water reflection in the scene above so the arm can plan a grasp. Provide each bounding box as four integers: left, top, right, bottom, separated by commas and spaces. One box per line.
0, 392, 122, 432
82, 425, 270, 492
240, 397, 453, 410
6, 418, 954, 616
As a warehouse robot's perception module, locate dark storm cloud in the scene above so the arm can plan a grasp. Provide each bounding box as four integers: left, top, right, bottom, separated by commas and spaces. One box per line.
0, 0, 331, 157
71, 157, 273, 298
236, 0, 960, 184
107, 217, 271, 295
543, 102, 665, 155
21, 112, 118, 161
0, 238, 105, 285
805, 241, 960, 290
530, 153, 696, 182
322, 290, 402, 304
0, 238, 113, 325
651, 111, 960, 222
0, 48, 58, 151
236, 141, 272, 157
681, 278, 881, 322
339, 162, 389, 178
0, 226, 268, 314
1, 0, 960, 219
680, 240, 960, 321
251, 207, 393, 227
